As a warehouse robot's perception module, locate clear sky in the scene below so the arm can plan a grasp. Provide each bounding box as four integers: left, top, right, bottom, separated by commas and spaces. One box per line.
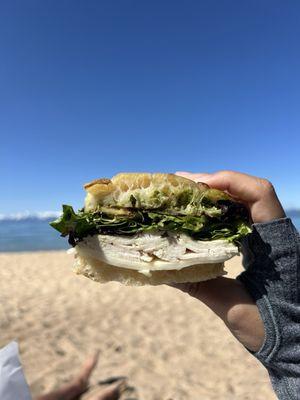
1, 1, 300, 214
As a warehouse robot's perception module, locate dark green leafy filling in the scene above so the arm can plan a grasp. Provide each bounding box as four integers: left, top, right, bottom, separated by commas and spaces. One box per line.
50, 200, 251, 246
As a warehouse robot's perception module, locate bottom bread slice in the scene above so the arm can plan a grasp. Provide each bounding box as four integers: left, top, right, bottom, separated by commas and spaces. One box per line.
73, 254, 226, 286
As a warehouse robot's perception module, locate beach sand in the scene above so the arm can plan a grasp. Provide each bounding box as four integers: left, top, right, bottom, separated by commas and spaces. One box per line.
0, 252, 276, 400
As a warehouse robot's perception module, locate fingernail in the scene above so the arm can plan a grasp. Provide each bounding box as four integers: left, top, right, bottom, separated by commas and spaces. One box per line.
175, 171, 189, 175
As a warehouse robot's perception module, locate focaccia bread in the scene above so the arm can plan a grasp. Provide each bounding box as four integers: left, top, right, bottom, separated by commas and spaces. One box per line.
84, 173, 229, 214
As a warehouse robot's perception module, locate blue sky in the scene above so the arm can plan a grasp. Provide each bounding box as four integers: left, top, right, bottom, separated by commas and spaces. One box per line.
1, 1, 300, 214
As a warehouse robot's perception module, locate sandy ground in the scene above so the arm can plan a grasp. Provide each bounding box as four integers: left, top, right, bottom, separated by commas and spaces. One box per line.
0, 251, 276, 400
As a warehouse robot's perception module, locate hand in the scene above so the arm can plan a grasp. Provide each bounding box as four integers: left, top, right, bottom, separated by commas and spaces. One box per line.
176, 170, 286, 223
171, 277, 265, 352
169, 170, 285, 352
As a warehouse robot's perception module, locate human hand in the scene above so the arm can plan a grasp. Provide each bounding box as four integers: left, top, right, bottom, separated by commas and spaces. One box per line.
176, 170, 286, 224
168, 170, 285, 352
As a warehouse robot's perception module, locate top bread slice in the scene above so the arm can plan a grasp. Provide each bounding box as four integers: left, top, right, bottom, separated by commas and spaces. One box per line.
84, 172, 229, 214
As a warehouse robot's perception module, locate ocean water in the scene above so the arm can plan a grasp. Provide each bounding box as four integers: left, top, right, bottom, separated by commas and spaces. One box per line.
0, 216, 299, 253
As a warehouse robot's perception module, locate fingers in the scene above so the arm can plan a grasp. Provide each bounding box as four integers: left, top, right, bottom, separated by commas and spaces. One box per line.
91, 380, 127, 400
200, 171, 262, 202
175, 170, 285, 223
176, 170, 270, 203
77, 350, 100, 384
176, 171, 212, 182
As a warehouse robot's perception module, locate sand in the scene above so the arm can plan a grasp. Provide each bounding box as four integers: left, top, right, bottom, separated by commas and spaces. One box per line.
0, 251, 276, 400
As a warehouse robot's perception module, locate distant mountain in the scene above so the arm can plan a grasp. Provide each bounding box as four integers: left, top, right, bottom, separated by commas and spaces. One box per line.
286, 209, 300, 218
0, 211, 60, 221
0, 208, 299, 222
0, 208, 300, 221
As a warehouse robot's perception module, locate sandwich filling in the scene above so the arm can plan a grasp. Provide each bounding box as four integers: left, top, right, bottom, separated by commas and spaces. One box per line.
74, 231, 239, 274
50, 173, 251, 274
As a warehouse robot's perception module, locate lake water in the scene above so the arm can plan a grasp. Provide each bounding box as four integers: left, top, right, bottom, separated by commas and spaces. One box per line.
0, 216, 299, 252
0, 218, 69, 252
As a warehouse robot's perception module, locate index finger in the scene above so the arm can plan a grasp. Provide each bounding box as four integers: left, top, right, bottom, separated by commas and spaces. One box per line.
201, 171, 269, 203
176, 170, 264, 203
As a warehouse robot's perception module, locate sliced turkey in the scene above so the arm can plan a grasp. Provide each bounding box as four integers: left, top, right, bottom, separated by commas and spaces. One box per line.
75, 231, 239, 273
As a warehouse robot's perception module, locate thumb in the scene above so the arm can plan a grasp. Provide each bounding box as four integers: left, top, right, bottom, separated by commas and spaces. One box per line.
168, 282, 208, 301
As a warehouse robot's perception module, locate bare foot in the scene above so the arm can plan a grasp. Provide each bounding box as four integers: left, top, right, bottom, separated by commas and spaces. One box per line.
35, 351, 100, 400
90, 380, 127, 400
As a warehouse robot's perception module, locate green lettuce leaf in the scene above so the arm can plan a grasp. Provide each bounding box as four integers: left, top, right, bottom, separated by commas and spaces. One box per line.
50, 204, 251, 245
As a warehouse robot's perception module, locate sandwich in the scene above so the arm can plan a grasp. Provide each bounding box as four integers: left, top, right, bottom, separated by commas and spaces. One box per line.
50, 173, 251, 285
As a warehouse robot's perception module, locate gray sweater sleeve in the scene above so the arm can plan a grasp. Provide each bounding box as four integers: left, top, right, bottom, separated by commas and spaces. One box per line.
237, 218, 300, 400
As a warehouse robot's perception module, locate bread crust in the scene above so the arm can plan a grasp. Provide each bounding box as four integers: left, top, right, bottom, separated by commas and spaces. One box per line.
84, 173, 208, 193
84, 178, 111, 189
